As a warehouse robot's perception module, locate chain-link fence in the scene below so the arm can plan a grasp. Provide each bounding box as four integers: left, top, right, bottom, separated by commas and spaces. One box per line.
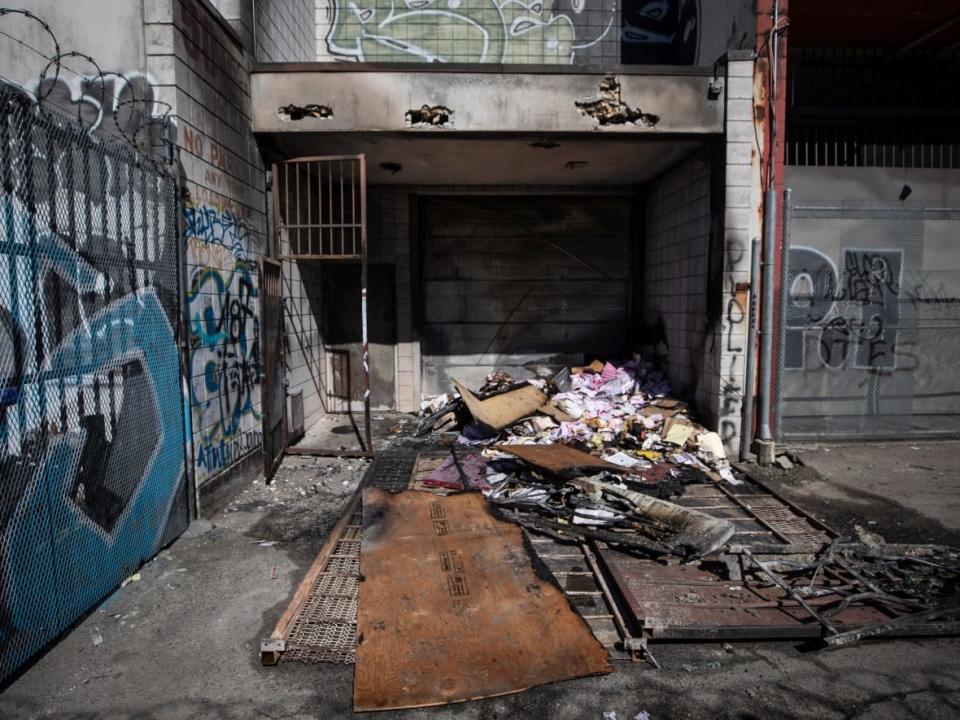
776, 196, 960, 440
0, 80, 188, 683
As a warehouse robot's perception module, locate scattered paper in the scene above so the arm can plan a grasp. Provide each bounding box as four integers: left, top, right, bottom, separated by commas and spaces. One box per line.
696, 431, 726, 460
663, 418, 696, 447
604, 451, 643, 469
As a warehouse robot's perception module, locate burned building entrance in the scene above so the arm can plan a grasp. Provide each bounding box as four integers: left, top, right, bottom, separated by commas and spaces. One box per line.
253, 64, 746, 447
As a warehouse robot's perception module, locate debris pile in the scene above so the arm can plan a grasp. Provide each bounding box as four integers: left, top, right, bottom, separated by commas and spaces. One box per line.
415, 357, 738, 559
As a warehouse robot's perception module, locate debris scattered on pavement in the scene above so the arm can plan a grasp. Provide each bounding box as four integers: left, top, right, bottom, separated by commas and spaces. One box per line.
89, 627, 103, 647
412, 358, 739, 559
774, 455, 795, 470
120, 573, 140, 587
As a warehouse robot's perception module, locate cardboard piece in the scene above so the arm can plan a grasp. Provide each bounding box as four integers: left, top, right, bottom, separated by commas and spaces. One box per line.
453, 380, 548, 431
663, 417, 697, 447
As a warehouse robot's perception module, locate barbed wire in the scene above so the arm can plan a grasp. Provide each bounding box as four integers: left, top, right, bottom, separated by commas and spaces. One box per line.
0, 6, 173, 153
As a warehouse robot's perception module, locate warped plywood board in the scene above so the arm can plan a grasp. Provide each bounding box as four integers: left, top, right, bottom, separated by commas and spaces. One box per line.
495, 442, 624, 475
453, 380, 547, 431
354, 489, 611, 711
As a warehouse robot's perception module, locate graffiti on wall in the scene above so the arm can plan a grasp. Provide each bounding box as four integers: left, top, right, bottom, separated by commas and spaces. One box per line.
321, 0, 707, 64
325, 0, 617, 63
30, 72, 167, 149
0, 84, 187, 681
185, 203, 262, 481
785, 247, 905, 371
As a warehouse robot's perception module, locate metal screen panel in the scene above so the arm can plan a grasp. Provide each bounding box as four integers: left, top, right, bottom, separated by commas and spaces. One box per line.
776, 197, 960, 440
274, 156, 365, 260
0, 82, 188, 682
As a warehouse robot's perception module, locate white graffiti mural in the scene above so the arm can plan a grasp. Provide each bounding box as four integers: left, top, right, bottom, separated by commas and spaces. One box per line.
324, 0, 617, 63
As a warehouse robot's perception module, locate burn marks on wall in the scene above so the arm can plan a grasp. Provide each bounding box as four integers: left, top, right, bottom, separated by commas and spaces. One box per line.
576, 77, 659, 127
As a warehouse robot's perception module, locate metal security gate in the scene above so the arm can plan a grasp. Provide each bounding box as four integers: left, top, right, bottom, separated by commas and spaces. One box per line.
0, 82, 188, 682
776, 194, 960, 440
273, 155, 370, 451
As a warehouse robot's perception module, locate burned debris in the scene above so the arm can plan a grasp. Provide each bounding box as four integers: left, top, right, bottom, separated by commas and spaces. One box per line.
405, 104, 453, 126
576, 76, 660, 127
265, 359, 960, 711
277, 103, 333, 120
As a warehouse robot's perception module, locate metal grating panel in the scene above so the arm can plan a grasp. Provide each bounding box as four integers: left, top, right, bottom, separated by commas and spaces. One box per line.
282, 510, 362, 665
0, 80, 187, 683
743, 499, 832, 544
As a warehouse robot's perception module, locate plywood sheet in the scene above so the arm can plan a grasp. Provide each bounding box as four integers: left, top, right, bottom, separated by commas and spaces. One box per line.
453, 380, 547, 430
495, 442, 623, 475
354, 489, 611, 711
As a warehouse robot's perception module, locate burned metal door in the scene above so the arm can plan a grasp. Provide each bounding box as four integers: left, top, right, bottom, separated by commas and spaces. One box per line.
260, 257, 286, 479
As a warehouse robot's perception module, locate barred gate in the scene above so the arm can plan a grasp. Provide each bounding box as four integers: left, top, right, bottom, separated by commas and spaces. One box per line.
776, 196, 960, 440
0, 82, 189, 682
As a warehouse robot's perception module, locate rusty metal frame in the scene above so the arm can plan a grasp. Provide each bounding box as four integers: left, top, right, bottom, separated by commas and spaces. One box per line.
595, 475, 960, 645
272, 154, 371, 451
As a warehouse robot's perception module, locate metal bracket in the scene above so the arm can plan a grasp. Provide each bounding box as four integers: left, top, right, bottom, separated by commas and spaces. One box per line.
623, 636, 660, 669
260, 638, 286, 666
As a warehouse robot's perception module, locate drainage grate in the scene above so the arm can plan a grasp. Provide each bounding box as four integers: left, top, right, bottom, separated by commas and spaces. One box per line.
744, 498, 832, 544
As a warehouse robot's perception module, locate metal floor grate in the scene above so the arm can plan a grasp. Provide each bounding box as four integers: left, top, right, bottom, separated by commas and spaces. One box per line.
743, 498, 832, 544
281, 510, 362, 665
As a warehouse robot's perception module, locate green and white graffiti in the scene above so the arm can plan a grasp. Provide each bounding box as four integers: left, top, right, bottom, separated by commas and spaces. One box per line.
326, 0, 614, 64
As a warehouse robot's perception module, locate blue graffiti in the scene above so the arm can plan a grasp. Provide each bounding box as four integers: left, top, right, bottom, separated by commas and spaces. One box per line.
0, 196, 184, 675
184, 203, 250, 261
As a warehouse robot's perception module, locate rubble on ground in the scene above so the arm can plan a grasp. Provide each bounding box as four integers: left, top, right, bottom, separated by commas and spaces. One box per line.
415, 356, 738, 559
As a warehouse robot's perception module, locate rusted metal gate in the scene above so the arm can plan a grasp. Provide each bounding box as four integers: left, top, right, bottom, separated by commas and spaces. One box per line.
272, 155, 370, 450
260, 257, 285, 480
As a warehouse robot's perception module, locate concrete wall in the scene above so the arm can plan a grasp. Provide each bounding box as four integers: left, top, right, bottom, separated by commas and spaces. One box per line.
0, 0, 150, 147
145, 0, 270, 490
643, 149, 711, 396
208, 0, 315, 61
254, 0, 316, 62
697, 54, 763, 451
314, 0, 755, 64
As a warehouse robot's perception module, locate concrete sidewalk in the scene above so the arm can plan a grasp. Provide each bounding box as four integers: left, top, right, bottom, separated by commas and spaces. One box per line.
3, 449, 960, 720
745, 439, 960, 547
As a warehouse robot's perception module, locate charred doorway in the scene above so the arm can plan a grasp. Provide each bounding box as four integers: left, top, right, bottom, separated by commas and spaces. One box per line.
322, 263, 397, 409
416, 195, 633, 396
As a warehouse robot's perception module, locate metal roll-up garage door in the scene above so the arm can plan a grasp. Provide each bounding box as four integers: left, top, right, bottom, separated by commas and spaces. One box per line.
420, 195, 632, 395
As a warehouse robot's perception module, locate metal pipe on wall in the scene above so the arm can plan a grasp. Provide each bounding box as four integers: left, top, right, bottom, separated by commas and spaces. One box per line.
758, 189, 776, 441
740, 237, 761, 460
359, 156, 372, 453
758, 0, 782, 444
